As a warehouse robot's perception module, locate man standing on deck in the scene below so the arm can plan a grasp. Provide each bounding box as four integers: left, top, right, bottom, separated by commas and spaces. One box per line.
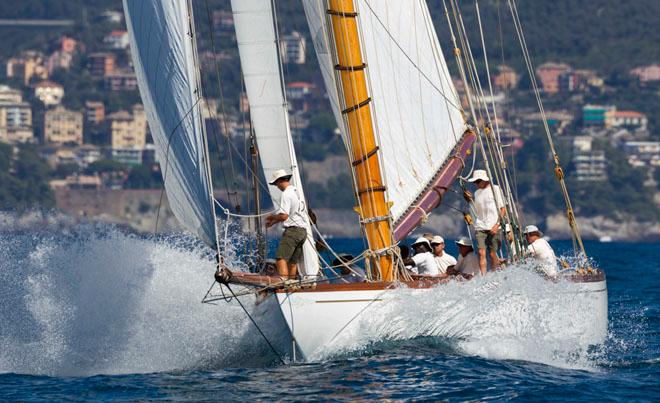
468, 169, 506, 276
266, 169, 309, 280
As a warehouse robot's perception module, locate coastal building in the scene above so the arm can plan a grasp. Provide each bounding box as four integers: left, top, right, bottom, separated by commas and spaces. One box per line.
6, 51, 49, 86
104, 69, 138, 91
100, 10, 123, 24
109, 105, 148, 165
622, 141, 660, 167
103, 30, 130, 50
286, 81, 314, 113
34, 80, 65, 106
50, 174, 102, 190
582, 104, 615, 127
629, 64, 660, 83
572, 136, 607, 182
605, 110, 648, 131
558, 71, 580, 93
536, 62, 571, 94
0, 85, 33, 144
85, 101, 106, 124
88, 52, 116, 77
212, 9, 234, 36
44, 106, 84, 146
493, 65, 518, 90
280, 31, 306, 64
46, 51, 74, 74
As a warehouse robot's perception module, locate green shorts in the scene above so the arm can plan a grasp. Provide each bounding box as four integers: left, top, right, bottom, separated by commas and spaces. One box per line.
475, 230, 501, 251
276, 226, 308, 263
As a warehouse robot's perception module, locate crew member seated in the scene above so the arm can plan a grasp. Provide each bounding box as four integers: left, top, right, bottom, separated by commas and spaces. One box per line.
449, 237, 480, 279
403, 237, 439, 276
430, 235, 457, 274
330, 254, 366, 283
523, 225, 558, 277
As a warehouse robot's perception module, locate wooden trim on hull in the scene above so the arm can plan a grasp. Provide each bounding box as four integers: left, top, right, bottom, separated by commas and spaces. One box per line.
226, 269, 605, 293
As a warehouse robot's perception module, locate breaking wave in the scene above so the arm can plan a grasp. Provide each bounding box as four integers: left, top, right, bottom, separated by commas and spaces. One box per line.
0, 222, 622, 376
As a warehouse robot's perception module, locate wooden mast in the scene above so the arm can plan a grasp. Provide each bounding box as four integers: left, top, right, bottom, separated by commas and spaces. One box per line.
327, 0, 394, 281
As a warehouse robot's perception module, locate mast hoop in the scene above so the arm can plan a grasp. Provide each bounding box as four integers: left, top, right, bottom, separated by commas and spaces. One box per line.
334, 63, 367, 71
341, 97, 372, 114
357, 185, 387, 195
352, 146, 380, 166
326, 9, 358, 17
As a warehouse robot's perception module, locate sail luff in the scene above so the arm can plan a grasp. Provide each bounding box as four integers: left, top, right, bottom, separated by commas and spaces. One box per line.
123, 0, 217, 247
231, 0, 319, 277
326, 0, 395, 281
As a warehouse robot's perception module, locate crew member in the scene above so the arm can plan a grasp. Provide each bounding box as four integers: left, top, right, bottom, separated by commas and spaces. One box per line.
450, 237, 481, 279
467, 169, 506, 275
523, 225, 558, 277
404, 237, 439, 276
430, 235, 457, 275
266, 169, 309, 280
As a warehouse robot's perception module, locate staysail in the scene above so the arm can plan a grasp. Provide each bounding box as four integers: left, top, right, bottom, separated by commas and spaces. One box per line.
303, 0, 470, 239
231, 0, 319, 277
124, 0, 217, 247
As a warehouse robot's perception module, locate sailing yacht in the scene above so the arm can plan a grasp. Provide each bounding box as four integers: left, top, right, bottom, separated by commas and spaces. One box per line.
123, 0, 607, 362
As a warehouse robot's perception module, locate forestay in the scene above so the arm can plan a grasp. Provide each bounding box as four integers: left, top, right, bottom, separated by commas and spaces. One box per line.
231, 0, 319, 277
303, 0, 467, 222
124, 0, 217, 247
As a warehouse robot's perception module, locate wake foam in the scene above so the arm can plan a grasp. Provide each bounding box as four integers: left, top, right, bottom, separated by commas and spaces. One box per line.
311, 266, 608, 370
0, 223, 281, 376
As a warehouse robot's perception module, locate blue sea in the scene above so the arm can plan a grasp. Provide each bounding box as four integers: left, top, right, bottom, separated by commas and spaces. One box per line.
0, 224, 658, 401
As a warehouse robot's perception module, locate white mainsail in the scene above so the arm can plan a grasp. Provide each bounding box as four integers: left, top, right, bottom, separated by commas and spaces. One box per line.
303, 0, 467, 223
124, 0, 217, 247
231, 0, 319, 277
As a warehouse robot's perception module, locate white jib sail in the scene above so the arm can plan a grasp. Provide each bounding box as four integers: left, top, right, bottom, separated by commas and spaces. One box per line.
231, 0, 319, 277
303, 0, 467, 221
124, 0, 217, 247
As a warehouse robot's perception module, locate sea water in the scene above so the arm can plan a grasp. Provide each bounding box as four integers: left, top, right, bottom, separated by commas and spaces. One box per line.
0, 223, 657, 400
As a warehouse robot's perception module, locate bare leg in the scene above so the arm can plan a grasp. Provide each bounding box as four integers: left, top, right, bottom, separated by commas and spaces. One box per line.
276, 258, 289, 279
478, 248, 487, 276
489, 249, 500, 270
287, 263, 298, 280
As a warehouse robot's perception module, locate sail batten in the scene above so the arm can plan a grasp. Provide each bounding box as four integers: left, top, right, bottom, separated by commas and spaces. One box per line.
123, 0, 217, 247
304, 0, 468, 231
231, 0, 319, 277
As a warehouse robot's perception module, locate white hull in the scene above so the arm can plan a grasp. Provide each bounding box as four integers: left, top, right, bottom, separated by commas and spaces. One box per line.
261, 275, 608, 362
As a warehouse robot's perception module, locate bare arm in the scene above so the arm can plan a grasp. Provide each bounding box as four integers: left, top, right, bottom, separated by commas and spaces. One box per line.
266, 213, 289, 228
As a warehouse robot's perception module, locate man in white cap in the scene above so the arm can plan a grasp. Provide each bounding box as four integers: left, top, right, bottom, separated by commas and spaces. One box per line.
523, 225, 558, 276
403, 237, 439, 276
449, 237, 480, 279
430, 235, 457, 275
468, 169, 506, 275
265, 169, 309, 280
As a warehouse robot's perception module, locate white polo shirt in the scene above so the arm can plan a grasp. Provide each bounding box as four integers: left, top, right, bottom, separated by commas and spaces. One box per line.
474, 184, 505, 231
277, 185, 309, 228
411, 251, 439, 276
434, 253, 457, 274
527, 238, 558, 276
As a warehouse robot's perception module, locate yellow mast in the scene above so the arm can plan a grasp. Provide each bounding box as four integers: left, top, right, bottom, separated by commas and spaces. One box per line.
327, 0, 394, 281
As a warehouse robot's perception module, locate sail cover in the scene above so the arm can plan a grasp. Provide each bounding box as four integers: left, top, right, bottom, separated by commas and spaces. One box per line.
303, 0, 467, 222
231, 0, 319, 277
124, 0, 217, 247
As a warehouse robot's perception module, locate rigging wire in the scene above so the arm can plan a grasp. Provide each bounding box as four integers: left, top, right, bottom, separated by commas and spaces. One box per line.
202, 0, 241, 211
223, 284, 286, 365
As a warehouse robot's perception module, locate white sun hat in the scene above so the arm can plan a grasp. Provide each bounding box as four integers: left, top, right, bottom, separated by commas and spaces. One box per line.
523, 225, 543, 236
268, 169, 292, 185
468, 169, 490, 183
411, 237, 431, 248
431, 235, 445, 245
454, 237, 473, 247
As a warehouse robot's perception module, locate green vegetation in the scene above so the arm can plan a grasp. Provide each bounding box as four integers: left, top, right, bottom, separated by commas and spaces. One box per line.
0, 144, 54, 210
